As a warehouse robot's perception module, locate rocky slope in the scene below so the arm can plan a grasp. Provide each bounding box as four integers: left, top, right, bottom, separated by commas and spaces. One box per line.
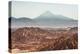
10, 27, 78, 53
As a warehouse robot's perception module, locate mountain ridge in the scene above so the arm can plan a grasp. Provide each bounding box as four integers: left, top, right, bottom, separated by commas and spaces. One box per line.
9, 11, 78, 28
34, 11, 76, 21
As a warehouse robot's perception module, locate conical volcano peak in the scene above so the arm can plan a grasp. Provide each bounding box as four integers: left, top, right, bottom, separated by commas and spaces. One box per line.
35, 10, 76, 21
44, 11, 53, 14
40, 11, 54, 17
42, 11, 54, 16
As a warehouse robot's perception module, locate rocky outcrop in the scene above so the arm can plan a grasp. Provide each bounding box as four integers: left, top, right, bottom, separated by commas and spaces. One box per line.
10, 27, 78, 53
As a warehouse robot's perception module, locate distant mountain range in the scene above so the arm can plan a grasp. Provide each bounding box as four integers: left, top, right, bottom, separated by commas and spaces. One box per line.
9, 11, 78, 28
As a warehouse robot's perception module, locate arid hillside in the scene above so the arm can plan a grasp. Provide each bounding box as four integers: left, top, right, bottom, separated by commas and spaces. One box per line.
9, 27, 78, 53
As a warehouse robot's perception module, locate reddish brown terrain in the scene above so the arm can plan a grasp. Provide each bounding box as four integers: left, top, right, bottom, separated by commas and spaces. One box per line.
9, 27, 78, 53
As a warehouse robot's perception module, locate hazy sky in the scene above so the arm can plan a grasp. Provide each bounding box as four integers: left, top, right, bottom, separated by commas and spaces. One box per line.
11, 1, 78, 20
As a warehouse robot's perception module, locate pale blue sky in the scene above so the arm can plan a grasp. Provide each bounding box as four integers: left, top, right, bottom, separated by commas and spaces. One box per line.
12, 1, 78, 20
